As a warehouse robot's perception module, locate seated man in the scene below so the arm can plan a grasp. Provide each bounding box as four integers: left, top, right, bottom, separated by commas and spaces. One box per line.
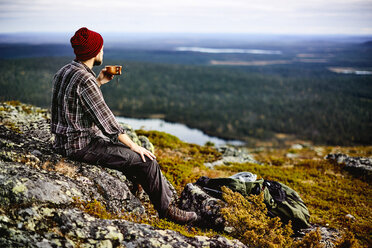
51, 27, 197, 224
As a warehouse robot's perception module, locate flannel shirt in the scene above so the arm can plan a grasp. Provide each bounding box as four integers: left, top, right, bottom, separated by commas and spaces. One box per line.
51, 60, 125, 156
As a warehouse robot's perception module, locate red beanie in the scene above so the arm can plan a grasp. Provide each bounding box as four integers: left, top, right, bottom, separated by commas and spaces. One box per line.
70, 27, 103, 61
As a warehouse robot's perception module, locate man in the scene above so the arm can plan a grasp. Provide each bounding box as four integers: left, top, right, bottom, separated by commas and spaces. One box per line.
51, 27, 197, 224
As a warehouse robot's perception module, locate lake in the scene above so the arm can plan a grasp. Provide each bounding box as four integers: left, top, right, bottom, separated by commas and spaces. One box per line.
175, 46, 282, 55
116, 116, 244, 146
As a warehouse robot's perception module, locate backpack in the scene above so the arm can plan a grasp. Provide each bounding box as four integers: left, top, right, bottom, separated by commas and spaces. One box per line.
195, 176, 311, 230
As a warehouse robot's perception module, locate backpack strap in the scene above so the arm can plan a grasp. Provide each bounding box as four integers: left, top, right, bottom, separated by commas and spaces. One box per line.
263, 180, 286, 203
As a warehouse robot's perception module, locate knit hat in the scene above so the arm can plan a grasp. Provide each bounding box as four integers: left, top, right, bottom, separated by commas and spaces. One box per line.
70, 27, 103, 61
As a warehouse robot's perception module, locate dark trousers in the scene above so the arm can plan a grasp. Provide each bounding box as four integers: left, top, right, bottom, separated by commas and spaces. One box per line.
69, 137, 173, 215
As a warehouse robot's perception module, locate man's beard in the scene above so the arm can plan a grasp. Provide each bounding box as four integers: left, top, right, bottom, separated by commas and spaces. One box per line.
93, 58, 102, 66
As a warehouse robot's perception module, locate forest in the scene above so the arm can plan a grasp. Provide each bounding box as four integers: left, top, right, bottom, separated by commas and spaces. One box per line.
0, 37, 371, 147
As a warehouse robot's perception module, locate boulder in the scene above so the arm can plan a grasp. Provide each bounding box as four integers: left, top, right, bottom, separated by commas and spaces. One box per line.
1, 199, 247, 248
180, 183, 225, 231
325, 153, 372, 180
204, 145, 260, 168
119, 122, 154, 154
0, 101, 246, 247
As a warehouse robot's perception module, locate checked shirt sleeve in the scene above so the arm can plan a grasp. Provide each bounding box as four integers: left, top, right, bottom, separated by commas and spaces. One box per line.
79, 78, 125, 141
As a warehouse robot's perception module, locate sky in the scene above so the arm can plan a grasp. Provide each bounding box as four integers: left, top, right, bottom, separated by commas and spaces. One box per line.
0, 0, 372, 35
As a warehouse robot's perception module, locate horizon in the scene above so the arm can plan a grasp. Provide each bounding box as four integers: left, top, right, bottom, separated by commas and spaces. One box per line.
2, 31, 372, 36
1, 32, 371, 45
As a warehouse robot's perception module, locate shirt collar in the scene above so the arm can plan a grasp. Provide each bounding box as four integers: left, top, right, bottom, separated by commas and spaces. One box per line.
72, 59, 97, 77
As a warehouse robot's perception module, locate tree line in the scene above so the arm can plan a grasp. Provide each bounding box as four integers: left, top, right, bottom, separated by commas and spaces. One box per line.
0, 57, 371, 146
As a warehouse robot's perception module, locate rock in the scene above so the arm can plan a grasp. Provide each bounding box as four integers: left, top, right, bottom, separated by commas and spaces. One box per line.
314, 147, 325, 156
204, 145, 260, 168
0, 101, 245, 247
286, 153, 299, 158
77, 164, 145, 214
325, 153, 372, 180
119, 123, 155, 154
1, 205, 248, 248
180, 183, 225, 230
345, 214, 356, 221
294, 224, 340, 248
138, 135, 155, 154
291, 144, 303, 150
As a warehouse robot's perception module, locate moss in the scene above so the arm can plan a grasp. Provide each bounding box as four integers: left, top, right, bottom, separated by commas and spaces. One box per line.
12, 181, 28, 194
73, 197, 223, 239
2, 121, 22, 134
334, 230, 363, 248
220, 187, 327, 247
287, 149, 298, 154
21, 105, 33, 114
5, 100, 21, 106
293, 229, 323, 248
215, 157, 371, 246
2, 101, 370, 245
135, 130, 184, 149
73, 197, 117, 220
204, 141, 215, 147
131, 131, 371, 246
157, 157, 205, 192
220, 186, 295, 247
1, 101, 48, 117
267, 156, 287, 166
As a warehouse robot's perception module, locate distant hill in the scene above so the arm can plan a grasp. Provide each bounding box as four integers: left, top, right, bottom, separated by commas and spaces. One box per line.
362, 40, 372, 47
0, 44, 71, 59
0, 38, 371, 146
0, 56, 371, 146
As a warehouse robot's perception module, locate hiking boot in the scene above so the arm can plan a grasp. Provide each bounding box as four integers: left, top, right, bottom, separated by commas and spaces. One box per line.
164, 206, 197, 224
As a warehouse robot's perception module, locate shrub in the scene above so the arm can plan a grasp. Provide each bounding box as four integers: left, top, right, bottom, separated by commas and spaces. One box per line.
220, 186, 324, 248
220, 186, 294, 247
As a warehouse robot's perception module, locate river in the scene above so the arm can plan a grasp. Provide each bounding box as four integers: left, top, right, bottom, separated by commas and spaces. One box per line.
116, 116, 244, 146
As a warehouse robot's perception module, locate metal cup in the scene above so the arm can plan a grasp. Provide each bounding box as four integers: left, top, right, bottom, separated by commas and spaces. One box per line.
105, 65, 122, 75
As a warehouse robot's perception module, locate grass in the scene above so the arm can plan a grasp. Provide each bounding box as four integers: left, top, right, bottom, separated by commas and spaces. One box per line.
139, 130, 371, 246
215, 150, 371, 247
31, 127, 370, 247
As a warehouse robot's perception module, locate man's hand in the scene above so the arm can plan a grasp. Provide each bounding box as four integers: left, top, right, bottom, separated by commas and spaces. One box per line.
97, 68, 114, 87
118, 133, 156, 162
130, 143, 156, 162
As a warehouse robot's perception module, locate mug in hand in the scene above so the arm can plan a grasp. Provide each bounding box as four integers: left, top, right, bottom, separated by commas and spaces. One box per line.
105, 65, 122, 75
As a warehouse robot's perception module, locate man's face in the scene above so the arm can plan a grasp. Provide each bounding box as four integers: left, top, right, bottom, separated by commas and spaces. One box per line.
93, 46, 104, 66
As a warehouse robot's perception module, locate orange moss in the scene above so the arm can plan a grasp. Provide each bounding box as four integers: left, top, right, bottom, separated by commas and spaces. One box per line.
73, 197, 221, 239
220, 187, 325, 247
73, 130, 371, 246
215, 157, 371, 246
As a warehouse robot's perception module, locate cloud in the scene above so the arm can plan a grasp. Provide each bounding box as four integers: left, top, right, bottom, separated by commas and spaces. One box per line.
0, 0, 371, 34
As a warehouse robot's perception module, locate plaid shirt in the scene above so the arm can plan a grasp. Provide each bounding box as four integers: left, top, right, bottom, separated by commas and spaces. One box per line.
51, 60, 125, 156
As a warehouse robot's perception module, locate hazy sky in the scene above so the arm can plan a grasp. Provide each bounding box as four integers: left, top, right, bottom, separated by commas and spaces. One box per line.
1, 0, 372, 35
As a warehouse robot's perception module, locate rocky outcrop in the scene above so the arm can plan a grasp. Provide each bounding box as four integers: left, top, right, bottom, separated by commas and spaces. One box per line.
326, 153, 372, 180
204, 146, 260, 168
0, 101, 246, 248
1, 193, 246, 248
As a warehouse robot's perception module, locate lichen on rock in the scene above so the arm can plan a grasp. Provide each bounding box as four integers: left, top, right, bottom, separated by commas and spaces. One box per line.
204, 145, 261, 168
0, 101, 245, 247
326, 153, 372, 180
